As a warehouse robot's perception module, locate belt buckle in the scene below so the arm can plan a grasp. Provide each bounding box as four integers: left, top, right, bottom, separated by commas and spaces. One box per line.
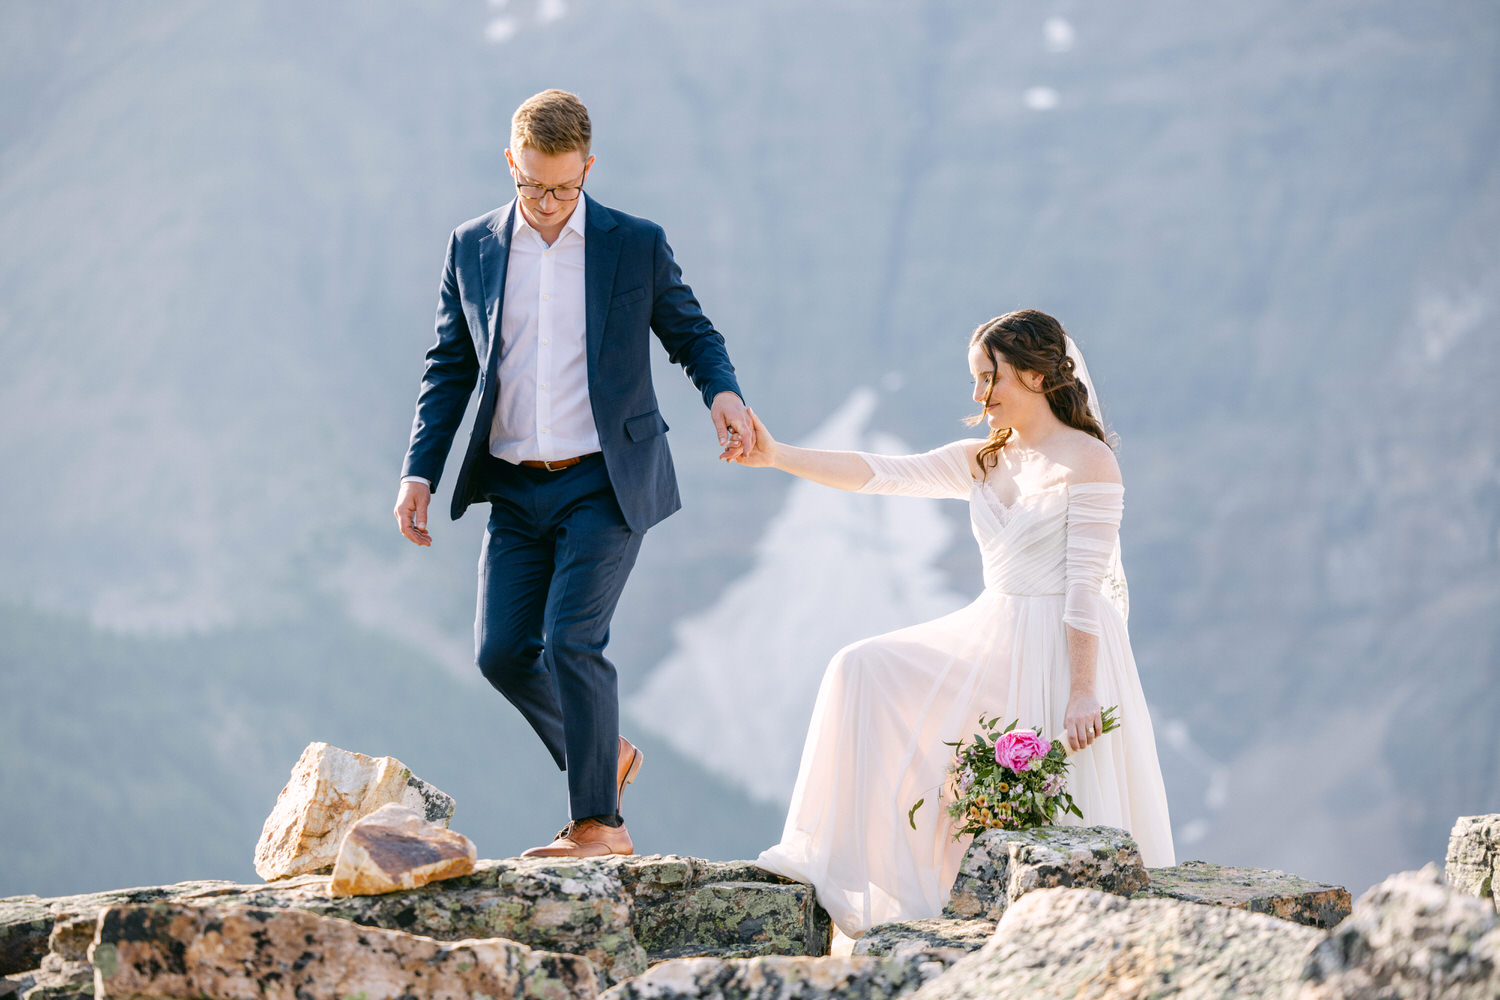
542, 458, 559, 472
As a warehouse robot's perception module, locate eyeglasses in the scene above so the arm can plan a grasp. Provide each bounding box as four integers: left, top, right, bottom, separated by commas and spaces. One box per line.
513, 171, 586, 202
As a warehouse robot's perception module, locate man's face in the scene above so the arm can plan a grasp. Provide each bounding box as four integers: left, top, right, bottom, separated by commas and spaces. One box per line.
505, 146, 593, 234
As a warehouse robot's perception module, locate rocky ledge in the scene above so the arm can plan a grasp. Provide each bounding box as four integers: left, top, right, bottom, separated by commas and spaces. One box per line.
5, 814, 1499, 999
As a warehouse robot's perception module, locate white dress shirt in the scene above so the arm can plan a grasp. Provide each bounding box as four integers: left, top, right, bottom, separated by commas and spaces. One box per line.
488, 197, 600, 464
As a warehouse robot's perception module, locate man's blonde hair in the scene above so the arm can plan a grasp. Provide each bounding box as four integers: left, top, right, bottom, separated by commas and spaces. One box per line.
510, 89, 592, 157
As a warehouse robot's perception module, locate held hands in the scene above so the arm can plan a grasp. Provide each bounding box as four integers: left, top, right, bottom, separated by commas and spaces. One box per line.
732, 408, 777, 468
710, 391, 757, 462
394, 480, 432, 547
1063, 690, 1104, 752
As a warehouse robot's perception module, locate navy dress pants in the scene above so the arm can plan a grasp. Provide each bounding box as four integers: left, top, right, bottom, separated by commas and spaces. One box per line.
473, 453, 644, 822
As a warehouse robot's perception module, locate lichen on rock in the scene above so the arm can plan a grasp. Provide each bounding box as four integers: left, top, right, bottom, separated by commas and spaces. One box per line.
943, 824, 1149, 921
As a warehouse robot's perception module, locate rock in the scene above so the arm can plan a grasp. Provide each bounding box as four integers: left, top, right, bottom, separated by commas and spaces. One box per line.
599, 955, 941, 1000
19, 917, 97, 999
1, 881, 239, 976
599, 856, 831, 962
853, 917, 995, 964
252, 741, 456, 881
1446, 813, 1500, 911
943, 825, 1149, 921
1139, 860, 1352, 928
912, 886, 1324, 999
328, 803, 477, 897
3, 863, 643, 988
1297, 864, 1500, 999
90, 902, 598, 1000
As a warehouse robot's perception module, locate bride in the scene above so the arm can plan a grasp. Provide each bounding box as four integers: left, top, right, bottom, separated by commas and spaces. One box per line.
743, 309, 1174, 938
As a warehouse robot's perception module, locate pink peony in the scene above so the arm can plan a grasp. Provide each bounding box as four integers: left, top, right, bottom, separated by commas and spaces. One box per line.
994, 730, 1051, 772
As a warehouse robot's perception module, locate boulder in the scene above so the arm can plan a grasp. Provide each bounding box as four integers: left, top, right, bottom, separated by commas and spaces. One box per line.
19, 916, 96, 999
913, 886, 1324, 999
1139, 860, 1351, 927
328, 803, 476, 897
599, 856, 831, 962
1297, 864, 1500, 999
89, 902, 597, 1000
3, 863, 644, 988
1, 881, 239, 977
252, 742, 456, 881
852, 917, 996, 965
599, 955, 940, 1000
943, 825, 1149, 921
1445, 813, 1500, 911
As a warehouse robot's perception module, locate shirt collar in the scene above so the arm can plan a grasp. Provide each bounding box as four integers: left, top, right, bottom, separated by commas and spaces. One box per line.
511, 194, 588, 243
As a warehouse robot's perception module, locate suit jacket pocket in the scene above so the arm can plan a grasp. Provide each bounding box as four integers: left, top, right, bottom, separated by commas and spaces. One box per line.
610, 286, 647, 310
624, 409, 669, 442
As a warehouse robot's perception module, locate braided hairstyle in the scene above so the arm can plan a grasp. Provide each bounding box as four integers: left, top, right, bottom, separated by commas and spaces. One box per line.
966, 309, 1110, 477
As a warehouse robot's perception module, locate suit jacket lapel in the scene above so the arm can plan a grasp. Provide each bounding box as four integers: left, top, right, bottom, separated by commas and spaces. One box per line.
584, 195, 621, 373
479, 202, 516, 379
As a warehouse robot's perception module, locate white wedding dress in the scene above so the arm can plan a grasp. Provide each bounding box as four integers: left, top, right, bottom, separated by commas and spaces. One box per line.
755, 439, 1175, 937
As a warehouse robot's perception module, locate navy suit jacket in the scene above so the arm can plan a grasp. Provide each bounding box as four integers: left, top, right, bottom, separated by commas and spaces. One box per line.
401, 195, 742, 534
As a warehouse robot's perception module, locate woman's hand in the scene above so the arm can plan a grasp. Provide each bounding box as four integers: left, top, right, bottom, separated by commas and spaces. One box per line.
734, 408, 779, 468
1064, 690, 1104, 752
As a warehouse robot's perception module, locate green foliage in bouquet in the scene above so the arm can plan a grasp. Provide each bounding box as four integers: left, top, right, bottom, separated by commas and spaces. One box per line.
909, 707, 1120, 839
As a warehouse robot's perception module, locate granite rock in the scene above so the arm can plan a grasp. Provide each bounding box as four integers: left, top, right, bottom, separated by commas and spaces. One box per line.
328, 803, 477, 897
852, 917, 996, 967
1445, 813, 1500, 911
253, 741, 456, 881
1140, 860, 1352, 928
943, 825, 1149, 921
914, 886, 1324, 999
1297, 864, 1500, 999
1, 881, 239, 976
599, 856, 830, 962
90, 902, 597, 1000
18, 917, 96, 999
3, 862, 643, 988
599, 955, 941, 1000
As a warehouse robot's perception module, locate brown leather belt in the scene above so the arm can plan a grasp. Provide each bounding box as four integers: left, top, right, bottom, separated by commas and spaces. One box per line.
518, 453, 599, 471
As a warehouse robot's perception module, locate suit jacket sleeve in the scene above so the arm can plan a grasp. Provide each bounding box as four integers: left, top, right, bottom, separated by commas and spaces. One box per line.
401, 229, 480, 491
648, 227, 743, 408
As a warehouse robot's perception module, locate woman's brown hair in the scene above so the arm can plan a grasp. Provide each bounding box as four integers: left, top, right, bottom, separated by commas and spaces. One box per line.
967, 309, 1110, 477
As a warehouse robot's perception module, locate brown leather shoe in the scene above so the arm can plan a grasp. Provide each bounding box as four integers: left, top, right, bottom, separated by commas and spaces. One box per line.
617, 736, 644, 810
521, 818, 634, 858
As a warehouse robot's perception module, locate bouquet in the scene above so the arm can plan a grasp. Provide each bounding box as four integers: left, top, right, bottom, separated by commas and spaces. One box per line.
908, 707, 1120, 838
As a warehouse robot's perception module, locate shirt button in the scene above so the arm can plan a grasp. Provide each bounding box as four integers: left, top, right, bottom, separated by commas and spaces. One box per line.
541, 339, 550, 345
542, 294, 550, 301
539, 383, 548, 389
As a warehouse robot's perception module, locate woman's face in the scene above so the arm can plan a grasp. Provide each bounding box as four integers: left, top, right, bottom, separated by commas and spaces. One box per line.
968, 343, 1041, 431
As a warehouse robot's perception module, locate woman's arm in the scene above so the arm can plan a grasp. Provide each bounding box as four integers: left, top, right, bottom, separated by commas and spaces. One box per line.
736, 409, 874, 491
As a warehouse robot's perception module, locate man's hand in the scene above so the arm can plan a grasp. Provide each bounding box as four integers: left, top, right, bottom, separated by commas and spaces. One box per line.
395, 480, 432, 547
710, 391, 755, 461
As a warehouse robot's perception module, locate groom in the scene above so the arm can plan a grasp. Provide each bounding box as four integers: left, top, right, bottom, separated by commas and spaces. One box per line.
394, 89, 753, 858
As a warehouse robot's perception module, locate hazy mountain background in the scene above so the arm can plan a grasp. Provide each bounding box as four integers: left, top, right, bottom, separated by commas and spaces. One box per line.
2, 0, 1496, 900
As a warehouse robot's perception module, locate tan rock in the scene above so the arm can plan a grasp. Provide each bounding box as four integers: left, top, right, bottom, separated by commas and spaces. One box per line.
90, 902, 597, 1000
252, 742, 456, 881
1446, 813, 1500, 911
1298, 865, 1500, 999
910, 886, 1324, 999
329, 803, 477, 897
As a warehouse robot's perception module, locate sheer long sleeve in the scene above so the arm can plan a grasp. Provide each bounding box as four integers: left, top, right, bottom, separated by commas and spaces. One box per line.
1064, 483, 1126, 635
855, 440, 979, 500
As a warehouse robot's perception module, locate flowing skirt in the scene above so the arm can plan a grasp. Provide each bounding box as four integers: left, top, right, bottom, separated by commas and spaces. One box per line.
755, 589, 1174, 937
